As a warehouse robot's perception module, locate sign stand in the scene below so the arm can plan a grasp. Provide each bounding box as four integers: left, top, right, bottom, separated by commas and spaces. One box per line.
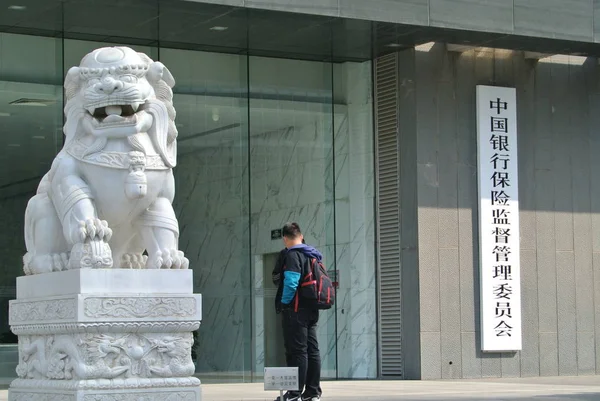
264, 367, 299, 400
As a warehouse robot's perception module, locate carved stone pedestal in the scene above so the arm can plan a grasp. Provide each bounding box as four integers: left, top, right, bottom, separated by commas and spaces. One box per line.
8, 269, 202, 401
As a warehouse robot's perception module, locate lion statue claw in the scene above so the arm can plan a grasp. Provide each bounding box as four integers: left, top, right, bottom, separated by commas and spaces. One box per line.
23, 47, 188, 274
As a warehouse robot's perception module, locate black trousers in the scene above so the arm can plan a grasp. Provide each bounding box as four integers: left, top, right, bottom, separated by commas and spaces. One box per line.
282, 308, 322, 397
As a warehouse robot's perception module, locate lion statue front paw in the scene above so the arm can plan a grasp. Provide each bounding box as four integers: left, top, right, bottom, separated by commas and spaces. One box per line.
69, 240, 113, 269
146, 249, 189, 270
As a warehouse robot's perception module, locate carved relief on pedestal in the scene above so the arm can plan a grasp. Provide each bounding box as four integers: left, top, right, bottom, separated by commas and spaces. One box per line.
16, 333, 195, 381
10, 299, 77, 323
10, 394, 75, 401
83, 297, 197, 319
10, 296, 200, 325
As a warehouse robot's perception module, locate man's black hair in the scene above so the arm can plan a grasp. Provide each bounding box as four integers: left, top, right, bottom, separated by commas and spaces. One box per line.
282, 222, 302, 239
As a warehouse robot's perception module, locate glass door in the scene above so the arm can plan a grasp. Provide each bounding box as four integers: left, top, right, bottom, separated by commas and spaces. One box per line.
249, 55, 338, 380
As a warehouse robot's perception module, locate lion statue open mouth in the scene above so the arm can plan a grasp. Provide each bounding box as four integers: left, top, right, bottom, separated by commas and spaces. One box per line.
23, 46, 189, 274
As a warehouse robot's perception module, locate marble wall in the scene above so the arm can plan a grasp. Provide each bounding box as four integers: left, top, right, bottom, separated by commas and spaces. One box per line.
173, 60, 377, 380
174, 122, 251, 379
249, 119, 339, 379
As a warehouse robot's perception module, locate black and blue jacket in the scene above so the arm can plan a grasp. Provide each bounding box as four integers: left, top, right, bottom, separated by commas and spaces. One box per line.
277, 244, 323, 307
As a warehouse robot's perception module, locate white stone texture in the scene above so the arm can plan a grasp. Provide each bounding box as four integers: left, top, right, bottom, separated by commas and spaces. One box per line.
9, 270, 202, 400
16, 269, 194, 298
22, 46, 187, 275
8, 385, 201, 401
9, 47, 202, 400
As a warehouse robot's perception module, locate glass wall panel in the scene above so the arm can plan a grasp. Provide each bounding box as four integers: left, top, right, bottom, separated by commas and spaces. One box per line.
163, 48, 251, 382
0, 32, 63, 386
63, 0, 159, 45
333, 61, 377, 379
248, 56, 338, 378
0, 1, 378, 389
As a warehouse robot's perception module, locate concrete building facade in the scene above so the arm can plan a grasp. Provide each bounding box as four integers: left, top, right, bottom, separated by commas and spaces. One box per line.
1, 0, 600, 387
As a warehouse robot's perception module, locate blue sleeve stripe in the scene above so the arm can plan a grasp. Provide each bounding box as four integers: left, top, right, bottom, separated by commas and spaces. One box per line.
281, 271, 301, 304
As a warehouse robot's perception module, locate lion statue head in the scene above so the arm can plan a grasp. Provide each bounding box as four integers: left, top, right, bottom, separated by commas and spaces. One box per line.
62, 46, 178, 167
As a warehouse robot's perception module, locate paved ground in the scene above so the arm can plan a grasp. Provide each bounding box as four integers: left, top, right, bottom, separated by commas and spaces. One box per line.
2, 377, 600, 400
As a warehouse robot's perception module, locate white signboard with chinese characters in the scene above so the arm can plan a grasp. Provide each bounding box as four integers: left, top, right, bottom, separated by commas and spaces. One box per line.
476, 85, 522, 352
264, 367, 299, 391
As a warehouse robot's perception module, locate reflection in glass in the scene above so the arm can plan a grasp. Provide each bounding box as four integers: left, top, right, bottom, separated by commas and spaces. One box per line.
166, 48, 251, 382
248, 56, 337, 379
0, 32, 63, 386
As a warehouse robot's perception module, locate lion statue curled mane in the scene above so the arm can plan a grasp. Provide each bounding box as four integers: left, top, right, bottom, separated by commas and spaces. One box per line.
23, 46, 189, 274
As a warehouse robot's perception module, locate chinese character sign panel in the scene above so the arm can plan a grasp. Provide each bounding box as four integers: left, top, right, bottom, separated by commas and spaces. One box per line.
264, 367, 299, 391
476, 85, 522, 352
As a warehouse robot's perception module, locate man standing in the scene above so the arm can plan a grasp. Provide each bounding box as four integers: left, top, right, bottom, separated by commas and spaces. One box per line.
275, 222, 322, 401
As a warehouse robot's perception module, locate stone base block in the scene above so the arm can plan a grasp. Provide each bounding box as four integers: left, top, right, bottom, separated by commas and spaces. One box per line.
9, 378, 201, 400
16, 269, 194, 298
9, 269, 202, 401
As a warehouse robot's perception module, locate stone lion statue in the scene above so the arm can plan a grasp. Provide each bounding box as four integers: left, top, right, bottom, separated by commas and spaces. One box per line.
23, 46, 189, 274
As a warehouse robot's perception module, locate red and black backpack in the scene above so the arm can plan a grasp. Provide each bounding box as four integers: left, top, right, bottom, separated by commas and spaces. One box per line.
293, 256, 335, 312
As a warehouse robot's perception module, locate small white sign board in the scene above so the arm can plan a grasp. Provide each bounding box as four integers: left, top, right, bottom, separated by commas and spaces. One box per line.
264, 367, 299, 392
